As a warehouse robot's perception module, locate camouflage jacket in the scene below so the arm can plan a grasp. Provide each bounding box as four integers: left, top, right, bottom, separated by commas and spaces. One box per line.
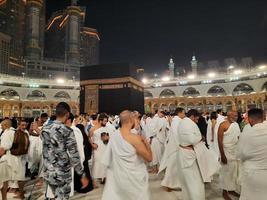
41, 120, 84, 186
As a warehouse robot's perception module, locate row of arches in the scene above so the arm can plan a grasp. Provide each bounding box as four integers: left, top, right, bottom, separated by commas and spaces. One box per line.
0, 103, 79, 118
147, 101, 234, 113
145, 94, 267, 113
0, 89, 71, 100
145, 82, 266, 98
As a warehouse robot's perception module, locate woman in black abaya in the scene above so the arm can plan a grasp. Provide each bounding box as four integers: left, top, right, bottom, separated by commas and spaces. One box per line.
75, 124, 94, 193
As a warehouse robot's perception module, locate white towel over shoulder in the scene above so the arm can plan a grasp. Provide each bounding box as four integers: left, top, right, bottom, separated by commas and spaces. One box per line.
102, 130, 149, 200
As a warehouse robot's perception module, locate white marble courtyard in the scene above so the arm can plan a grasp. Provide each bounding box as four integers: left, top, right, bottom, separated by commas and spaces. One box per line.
1, 174, 240, 200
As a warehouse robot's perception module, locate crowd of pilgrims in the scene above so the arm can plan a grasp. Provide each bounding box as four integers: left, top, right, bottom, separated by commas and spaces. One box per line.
0, 101, 267, 200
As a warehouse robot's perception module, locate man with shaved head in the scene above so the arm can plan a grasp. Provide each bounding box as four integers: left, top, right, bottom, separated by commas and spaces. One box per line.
218, 111, 241, 200
102, 110, 152, 200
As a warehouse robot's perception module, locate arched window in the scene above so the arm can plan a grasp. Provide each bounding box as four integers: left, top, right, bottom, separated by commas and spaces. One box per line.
22, 106, 32, 118
54, 91, 71, 99
159, 89, 175, 98
215, 102, 223, 110
206, 102, 214, 112
233, 83, 254, 96
169, 104, 176, 112
27, 90, 46, 100
226, 101, 233, 112
187, 102, 195, 111
161, 104, 168, 111
207, 86, 226, 96
178, 103, 186, 109
144, 90, 153, 98
183, 87, 200, 97
196, 103, 203, 112
0, 89, 20, 100
247, 100, 257, 109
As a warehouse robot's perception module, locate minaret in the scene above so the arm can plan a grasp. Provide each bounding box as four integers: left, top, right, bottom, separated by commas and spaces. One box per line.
168, 58, 175, 78
65, 0, 82, 65
191, 55, 198, 74
25, 0, 44, 60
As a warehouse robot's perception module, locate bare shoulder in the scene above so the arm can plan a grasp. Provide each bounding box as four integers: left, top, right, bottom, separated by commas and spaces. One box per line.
219, 121, 230, 131
127, 134, 142, 146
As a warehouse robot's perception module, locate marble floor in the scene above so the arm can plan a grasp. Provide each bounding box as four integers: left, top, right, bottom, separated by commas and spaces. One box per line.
2, 174, 239, 200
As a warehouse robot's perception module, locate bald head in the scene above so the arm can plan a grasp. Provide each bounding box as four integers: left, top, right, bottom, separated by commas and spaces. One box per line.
120, 110, 133, 125
227, 111, 238, 123
1, 119, 12, 130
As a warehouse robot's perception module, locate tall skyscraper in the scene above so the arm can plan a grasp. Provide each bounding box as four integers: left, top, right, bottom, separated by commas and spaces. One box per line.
0, 0, 26, 74
45, 2, 99, 66
0, 0, 100, 79
80, 27, 100, 66
45, 4, 86, 64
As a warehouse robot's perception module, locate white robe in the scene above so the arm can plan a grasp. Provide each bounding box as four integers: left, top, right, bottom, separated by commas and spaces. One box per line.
178, 118, 204, 200
28, 135, 42, 169
106, 122, 116, 135
144, 117, 152, 140
237, 122, 267, 200
92, 127, 107, 179
242, 123, 251, 133
140, 118, 147, 138
206, 119, 214, 149
178, 118, 220, 200
213, 114, 225, 158
219, 122, 240, 191
101, 130, 149, 200
148, 116, 167, 166
0, 128, 26, 181
158, 116, 182, 189
0, 128, 15, 183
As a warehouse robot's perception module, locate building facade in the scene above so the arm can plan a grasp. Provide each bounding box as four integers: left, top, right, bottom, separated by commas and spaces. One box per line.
0, 32, 10, 73
0, 73, 80, 118
0, 0, 99, 79
144, 65, 267, 113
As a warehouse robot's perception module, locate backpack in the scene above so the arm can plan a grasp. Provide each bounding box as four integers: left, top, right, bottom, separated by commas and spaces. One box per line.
10, 129, 30, 156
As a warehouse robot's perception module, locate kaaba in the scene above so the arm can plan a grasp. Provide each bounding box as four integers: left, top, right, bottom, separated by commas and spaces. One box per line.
80, 63, 144, 115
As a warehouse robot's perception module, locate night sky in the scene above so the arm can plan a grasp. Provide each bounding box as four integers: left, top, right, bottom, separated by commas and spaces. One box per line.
47, 0, 267, 73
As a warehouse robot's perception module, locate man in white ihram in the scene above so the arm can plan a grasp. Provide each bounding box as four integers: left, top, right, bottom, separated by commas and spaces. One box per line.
178, 109, 220, 200
101, 110, 152, 200
237, 108, 267, 200
158, 107, 185, 191
213, 109, 225, 158
218, 111, 240, 200
148, 109, 167, 173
